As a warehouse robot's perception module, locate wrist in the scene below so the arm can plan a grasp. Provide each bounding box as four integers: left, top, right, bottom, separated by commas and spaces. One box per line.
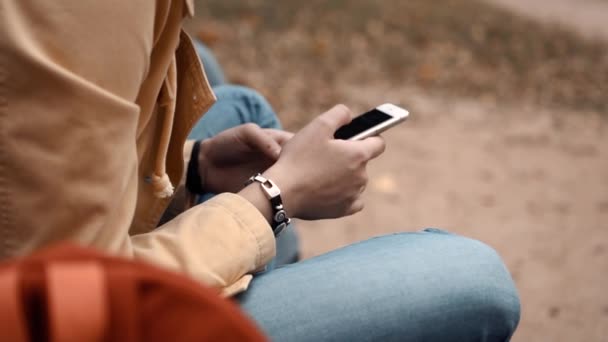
263, 165, 301, 219
238, 182, 275, 225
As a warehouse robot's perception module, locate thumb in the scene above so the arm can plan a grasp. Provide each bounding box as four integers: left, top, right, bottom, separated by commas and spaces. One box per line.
350, 136, 386, 161
313, 104, 353, 136
263, 129, 294, 146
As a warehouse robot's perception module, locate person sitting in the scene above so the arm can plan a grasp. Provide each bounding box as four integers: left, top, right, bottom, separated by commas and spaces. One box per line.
0, 1, 520, 341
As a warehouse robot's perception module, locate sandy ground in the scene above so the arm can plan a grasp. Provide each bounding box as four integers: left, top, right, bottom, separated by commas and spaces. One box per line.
295, 88, 608, 341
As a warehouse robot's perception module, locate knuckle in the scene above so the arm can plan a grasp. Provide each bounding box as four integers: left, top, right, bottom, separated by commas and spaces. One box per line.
317, 116, 333, 130
349, 201, 364, 215
352, 148, 369, 162
360, 171, 369, 185
380, 139, 386, 154
348, 189, 361, 202
378, 138, 387, 153
334, 104, 352, 120
334, 104, 351, 115
242, 122, 259, 133
346, 159, 360, 172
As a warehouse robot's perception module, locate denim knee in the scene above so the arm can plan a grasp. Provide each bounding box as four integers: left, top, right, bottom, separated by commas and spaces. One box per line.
211, 85, 280, 129
212, 84, 265, 103
439, 233, 521, 340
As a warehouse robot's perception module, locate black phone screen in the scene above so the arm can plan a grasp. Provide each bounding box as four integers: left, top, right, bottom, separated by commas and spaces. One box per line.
334, 109, 392, 139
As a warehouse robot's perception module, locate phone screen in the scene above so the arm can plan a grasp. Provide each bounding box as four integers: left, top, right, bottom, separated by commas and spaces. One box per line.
334, 109, 393, 140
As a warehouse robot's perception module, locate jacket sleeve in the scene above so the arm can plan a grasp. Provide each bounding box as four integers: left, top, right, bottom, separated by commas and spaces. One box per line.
141, 140, 276, 295
131, 193, 276, 295
0, 1, 275, 295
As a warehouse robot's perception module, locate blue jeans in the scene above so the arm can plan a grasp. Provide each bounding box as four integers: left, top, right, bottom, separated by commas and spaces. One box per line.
238, 229, 520, 342
191, 41, 520, 341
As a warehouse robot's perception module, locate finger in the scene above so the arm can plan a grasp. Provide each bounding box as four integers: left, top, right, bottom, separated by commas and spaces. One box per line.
358, 183, 366, 195
314, 104, 353, 135
263, 129, 294, 146
351, 136, 386, 161
240, 124, 283, 159
347, 198, 365, 216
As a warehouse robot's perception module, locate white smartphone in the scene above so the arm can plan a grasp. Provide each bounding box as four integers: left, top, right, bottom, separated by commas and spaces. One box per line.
334, 103, 409, 140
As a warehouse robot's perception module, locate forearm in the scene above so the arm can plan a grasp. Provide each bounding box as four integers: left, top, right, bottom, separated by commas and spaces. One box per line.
238, 183, 275, 224
237, 164, 303, 227
132, 193, 276, 294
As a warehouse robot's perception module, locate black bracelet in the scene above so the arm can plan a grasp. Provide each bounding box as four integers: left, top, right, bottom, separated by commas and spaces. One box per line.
186, 140, 205, 194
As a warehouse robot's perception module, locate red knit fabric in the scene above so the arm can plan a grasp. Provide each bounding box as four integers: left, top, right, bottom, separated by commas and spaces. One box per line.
0, 244, 268, 342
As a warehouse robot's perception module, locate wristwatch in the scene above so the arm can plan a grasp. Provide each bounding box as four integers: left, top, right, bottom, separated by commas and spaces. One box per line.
245, 173, 290, 236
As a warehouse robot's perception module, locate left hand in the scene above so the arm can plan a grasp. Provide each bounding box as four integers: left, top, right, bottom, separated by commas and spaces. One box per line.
197, 123, 293, 193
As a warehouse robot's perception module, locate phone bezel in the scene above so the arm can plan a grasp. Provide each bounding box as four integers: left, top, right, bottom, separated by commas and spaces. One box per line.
347, 103, 409, 141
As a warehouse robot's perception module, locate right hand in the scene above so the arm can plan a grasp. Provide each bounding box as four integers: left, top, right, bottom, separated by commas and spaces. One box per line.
264, 105, 386, 220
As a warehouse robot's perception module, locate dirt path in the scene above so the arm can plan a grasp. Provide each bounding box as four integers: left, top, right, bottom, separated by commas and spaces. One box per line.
483, 0, 608, 41
296, 86, 608, 342
191, 1, 607, 339
299, 2, 608, 340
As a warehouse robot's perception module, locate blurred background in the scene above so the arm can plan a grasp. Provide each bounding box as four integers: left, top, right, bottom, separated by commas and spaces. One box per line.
186, 0, 607, 340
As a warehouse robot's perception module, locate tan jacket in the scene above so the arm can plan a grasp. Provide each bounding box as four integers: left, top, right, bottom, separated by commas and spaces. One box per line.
0, 0, 275, 296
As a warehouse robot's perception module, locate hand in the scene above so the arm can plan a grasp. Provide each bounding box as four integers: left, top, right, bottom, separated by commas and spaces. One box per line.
198, 123, 293, 193
263, 105, 386, 220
